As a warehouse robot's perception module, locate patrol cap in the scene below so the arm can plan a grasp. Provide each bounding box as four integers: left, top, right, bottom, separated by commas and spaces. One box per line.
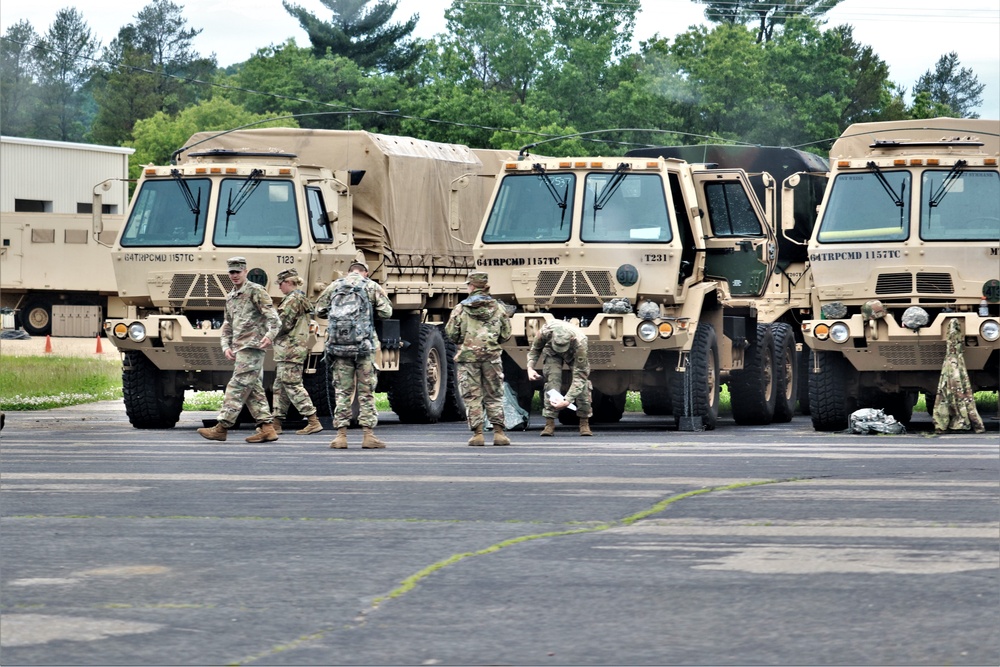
550, 327, 574, 353
465, 271, 489, 286
350, 259, 370, 272
275, 268, 298, 284
227, 256, 247, 271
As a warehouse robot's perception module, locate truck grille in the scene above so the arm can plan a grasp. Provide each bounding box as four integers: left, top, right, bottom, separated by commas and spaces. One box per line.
916, 272, 953, 294
880, 343, 947, 367
534, 270, 617, 306
875, 272, 954, 296
875, 273, 911, 294
175, 344, 230, 368
168, 273, 233, 308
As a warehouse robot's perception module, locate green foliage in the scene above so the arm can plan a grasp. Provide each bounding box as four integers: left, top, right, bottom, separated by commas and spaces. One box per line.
32, 8, 99, 142
0, 357, 122, 410
913, 52, 986, 119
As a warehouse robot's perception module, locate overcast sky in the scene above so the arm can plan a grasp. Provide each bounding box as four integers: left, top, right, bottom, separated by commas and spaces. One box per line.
4, 0, 998, 122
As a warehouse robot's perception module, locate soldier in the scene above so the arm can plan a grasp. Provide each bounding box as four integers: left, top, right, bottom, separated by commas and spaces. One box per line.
527, 320, 593, 436
444, 271, 512, 446
198, 257, 282, 443
933, 318, 986, 433
315, 260, 392, 449
271, 268, 323, 436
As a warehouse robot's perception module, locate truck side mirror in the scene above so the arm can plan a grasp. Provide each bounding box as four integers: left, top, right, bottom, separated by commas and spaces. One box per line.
92, 179, 114, 246
780, 173, 806, 246
449, 174, 471, 231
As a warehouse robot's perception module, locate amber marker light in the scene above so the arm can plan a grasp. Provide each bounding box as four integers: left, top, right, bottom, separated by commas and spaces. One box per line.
658, 322, 674, 338
813, 323, 830, 340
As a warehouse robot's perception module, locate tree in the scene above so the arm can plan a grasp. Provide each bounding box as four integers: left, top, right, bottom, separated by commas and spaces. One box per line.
88, 28, 161, 145
0, 20, 41, 137
913, 52, 985, 118
694, 0, 844, 43
283, 0, 423, 73
32, 8, 99, 141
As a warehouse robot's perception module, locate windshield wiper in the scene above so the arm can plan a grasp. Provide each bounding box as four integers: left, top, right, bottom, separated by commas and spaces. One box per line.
866, 161, 907, 228
224, 169, 264, 234
593, 163, 631, 210
927, 159, 967, 208
170, 169, 202, 233
532, 163, 569, 230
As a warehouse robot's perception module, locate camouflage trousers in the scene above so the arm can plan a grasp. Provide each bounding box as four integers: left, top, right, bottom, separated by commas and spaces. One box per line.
330, 353, 378, 428
217, 348, 271, 428
272, 360, 317, 420
540, 355, 592, 419
456, 358, 505, 430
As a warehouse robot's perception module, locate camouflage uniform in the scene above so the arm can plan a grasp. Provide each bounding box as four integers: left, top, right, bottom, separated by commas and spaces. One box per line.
933, 318, 985, 433
272, 283, 316, 421
216, 270, 281, 429
315, 271, 392, 429
527, 320, 592, 419
445, 280, 512, 433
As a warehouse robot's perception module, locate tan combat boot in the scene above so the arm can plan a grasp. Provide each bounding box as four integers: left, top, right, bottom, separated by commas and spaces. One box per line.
540, 417, 556, 437
246, 422, 279, 443
330, 427, 348, 449
296, 414, 324, 435
578, 418, 593, 437
361, 427, 386, 449
467, 425, 485, 446
271, 418, 283, 435
197, 423, 228, 441
492, 424, 511, 446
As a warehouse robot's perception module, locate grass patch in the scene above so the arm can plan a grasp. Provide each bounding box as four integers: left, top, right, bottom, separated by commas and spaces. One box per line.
0, 356, 123, 410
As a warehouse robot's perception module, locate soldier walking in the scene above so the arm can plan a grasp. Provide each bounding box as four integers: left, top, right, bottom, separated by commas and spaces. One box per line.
198, 257, 282, 443
315, 260, 392, 449
527, 320, 593, 436
271, 268, 323, 436
445, 271, 512, 446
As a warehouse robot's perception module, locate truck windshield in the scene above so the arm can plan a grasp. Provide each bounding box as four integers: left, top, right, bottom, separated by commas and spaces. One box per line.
481, 173, 574, 243
817, 172, 911, 243
213, 179, 301, 248
581, 173, 672, 242
920, 169, 1000, 241
120, 178, 210, 247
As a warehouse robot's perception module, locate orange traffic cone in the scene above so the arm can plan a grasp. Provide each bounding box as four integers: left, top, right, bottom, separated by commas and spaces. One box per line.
44, 335, 52, 353
95, 335, 103, 354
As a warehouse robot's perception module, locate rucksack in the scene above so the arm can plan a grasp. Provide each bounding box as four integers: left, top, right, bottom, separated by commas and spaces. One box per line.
325, 279, 374, 358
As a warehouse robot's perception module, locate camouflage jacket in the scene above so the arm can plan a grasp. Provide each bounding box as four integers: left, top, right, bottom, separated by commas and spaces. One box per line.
445, 289, 511, 362
527, 321, 590, 403
221, 281, 281, 353
314, 272, 393, 346
273, 289, 313, 363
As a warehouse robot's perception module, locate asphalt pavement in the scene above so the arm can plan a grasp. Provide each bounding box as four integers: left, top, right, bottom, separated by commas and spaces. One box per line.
1, 404, 997, 666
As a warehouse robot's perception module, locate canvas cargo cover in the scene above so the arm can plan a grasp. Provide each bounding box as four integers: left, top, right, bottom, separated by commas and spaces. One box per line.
179, 128, 517, 268
831, 118, 1000, 159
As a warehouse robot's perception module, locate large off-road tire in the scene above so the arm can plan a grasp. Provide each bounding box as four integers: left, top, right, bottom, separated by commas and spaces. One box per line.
122, 351, 184, 429
770, 322, 798, 423
20, 298, 52, 337
671, 323, 720, 430
640, 387, 672, 416
557, 388, 626, 425
441, 338, 466, 422
870, 390, 915, 425
302, 356, 333, 418
808, 350, 857, 432
387, 323, 446, 424
730, 323, 776, 425
502, 352, 535, 414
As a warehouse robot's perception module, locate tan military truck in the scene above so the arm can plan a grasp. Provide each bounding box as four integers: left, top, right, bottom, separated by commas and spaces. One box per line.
472, 144, 828, 429
800, 118, 1000, 431
94, 128, 514, 428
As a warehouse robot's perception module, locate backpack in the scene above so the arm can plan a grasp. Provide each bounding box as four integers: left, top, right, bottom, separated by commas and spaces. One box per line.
325, 279, 374, 358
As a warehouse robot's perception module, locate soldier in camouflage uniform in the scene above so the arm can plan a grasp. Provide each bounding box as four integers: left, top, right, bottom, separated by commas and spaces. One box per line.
527, 320, 593, 436
933, 318, 986, 433
271, 268, 323, 436
198, 257, 282, 443
444, 271, 512, 446
315, 260, 392, 449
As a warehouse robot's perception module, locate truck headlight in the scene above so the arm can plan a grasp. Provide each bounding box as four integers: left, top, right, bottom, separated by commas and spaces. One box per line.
829, 322, 850, 344
981, 320, 1000, 342
637, 320, 658, 342
128, 322, 147, 343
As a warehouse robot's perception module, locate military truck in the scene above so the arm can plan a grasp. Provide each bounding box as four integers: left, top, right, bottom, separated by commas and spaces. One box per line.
94, 128, 514, 428
472, 144, 828, 429
800, 118, 1000, 431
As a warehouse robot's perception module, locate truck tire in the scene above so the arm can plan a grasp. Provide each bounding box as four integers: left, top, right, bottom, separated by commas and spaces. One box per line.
21, 298, 52, 337
387, 323, 446, 423
808, 350, 856, 431
502, 352, 535, 414
871, 390, 915, 425
730, 324, 776, 425
441, 338, 466, 422
770, 322, 798, 423
640, 387, 672, 416
557, 388, 626, 424
671, 323, 720, 430
302, 356, 333, 418
122, 351, 183, 429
